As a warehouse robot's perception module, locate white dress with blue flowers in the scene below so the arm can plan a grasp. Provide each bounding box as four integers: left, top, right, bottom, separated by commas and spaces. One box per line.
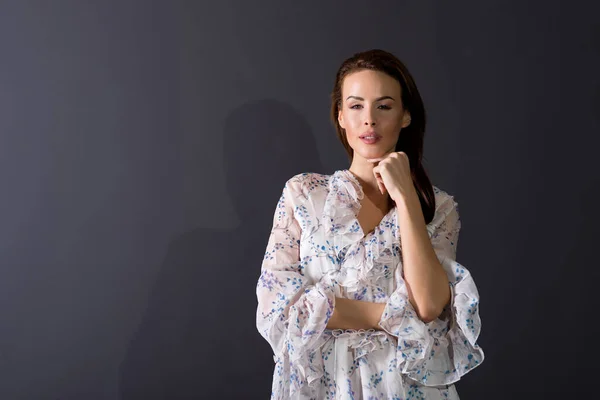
256, 170, 484, 399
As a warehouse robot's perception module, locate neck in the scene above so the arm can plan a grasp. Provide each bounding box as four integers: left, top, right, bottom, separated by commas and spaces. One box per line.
346, 164, 393, 208
348, 158, 381, 194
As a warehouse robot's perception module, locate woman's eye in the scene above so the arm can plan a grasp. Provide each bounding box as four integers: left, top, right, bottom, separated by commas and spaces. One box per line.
349, 104, 391, 110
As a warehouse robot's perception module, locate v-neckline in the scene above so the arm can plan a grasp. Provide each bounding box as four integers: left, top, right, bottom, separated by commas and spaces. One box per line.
359, 206, 396, 239
341, 169, 396, 240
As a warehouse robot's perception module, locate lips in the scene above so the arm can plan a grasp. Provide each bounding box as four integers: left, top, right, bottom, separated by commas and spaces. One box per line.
359, 131, 381, 140
359, 133, 381, 144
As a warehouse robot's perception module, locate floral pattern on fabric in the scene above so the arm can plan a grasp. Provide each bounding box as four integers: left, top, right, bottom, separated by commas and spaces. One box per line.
256, 170, 484, 399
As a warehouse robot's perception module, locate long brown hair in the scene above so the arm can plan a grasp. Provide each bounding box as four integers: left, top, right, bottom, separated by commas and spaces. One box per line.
330, 49, 436, 224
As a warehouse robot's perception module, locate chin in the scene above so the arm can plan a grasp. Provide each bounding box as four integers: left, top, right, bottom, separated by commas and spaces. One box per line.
357, 144, 392, 156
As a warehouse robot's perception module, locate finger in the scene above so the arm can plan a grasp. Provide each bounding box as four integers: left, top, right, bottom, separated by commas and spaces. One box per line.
373, 167, 386, 195
375, 174, 385, 195
377, 174, 386, 195
378, 180, 386, 195
372, 167, 381, 193
372, 165, 380, 180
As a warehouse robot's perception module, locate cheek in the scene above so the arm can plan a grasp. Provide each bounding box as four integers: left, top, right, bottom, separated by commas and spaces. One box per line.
385, 116, 406, 135
343, 113, 362, 131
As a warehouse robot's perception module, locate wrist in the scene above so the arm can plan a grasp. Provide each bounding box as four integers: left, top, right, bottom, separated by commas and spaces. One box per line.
369, 303, 386, 330
392, 187, 418, 206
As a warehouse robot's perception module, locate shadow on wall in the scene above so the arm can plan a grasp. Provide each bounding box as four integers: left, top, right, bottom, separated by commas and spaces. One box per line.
118, 99, 325, 399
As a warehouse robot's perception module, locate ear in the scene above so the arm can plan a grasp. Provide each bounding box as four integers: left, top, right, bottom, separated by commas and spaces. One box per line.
401, 112, 411, 128
338, 109, 346, 129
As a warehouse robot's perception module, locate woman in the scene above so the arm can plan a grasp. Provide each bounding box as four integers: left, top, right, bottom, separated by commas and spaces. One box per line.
256, 49, 484, 399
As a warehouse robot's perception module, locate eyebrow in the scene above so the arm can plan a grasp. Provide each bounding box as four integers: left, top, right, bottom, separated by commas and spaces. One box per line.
346, 95, 395, 102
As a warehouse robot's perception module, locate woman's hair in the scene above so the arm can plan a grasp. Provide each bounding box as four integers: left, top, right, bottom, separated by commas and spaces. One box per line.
330, 48, 436, 224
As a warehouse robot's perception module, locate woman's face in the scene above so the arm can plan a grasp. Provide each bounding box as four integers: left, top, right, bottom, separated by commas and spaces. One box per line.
338, 69, 411, 161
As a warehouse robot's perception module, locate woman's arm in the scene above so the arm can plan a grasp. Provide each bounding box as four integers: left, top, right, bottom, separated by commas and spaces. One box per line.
396, 192, 451, 323
376, 192, 485, 386
256, 177, 335, 360
326, 297, 386, 330
325, 191, 452, 330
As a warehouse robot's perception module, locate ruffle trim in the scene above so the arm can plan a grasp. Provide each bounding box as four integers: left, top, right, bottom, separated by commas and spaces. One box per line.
283, 281, 335, 391
426, 187, 457, 238
319, 170, 400, 294
328, 328, 392, 361
378, 260, 485, 386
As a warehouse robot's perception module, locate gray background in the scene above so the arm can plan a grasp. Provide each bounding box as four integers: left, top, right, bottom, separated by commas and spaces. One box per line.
0, 0, 598, 399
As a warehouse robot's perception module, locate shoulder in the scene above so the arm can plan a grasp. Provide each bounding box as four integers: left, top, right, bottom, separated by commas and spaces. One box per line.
283, 171, 331, 198
429, 185, 461, 230
432, 185, 457, 208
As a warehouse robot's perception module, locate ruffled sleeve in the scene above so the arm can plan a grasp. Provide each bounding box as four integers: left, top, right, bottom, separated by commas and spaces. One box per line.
377, 190, 485, 387
255, 175, 335, 386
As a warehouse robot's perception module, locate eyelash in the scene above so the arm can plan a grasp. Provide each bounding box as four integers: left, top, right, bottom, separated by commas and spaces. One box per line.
350, 104, 391, 110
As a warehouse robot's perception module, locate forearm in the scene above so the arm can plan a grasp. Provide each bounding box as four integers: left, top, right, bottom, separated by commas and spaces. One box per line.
326, 297, 386, 330
396, 193, 451, 322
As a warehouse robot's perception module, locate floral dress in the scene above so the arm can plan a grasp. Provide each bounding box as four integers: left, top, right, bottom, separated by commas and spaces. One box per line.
256, 170, 484, 399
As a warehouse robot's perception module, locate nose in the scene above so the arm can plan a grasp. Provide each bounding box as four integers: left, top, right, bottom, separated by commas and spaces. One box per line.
364, 109, 376, 126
